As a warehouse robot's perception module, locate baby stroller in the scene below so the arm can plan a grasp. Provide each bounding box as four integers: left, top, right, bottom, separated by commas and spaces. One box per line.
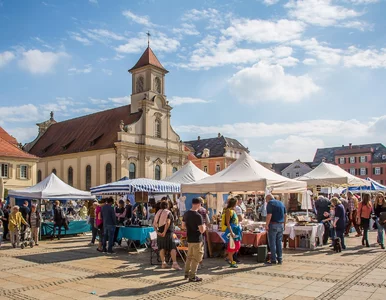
20, 227, 34, 249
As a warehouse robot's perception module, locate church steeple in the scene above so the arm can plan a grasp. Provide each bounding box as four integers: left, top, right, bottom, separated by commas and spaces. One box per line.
128, 47, 168, 73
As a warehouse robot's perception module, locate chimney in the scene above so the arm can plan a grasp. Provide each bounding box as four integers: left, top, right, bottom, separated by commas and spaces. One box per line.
218, 133, 221, 138
349, 143, 352, 149
198, 136, 201, 141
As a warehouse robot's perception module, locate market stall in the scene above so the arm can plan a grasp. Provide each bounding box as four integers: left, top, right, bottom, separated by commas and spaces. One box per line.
164, 161, 209, 184
8, 173, 95, 236
342, 177, 386, 193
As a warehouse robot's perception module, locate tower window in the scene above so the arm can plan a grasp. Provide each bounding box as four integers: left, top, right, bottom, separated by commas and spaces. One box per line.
129, 163, 136, 179
106, 163, 112, 183
86, 165, 92, 190
155, 119, 161, 138
68, 167, 73, 186
37, 170, 42, 182
52, 168, 57, 175
136, 76, 144, 93
155, 165, 161, 180
172, 167, 178, 173
154, 77, 161, 93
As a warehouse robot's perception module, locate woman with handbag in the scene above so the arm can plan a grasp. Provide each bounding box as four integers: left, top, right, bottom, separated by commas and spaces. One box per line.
357, 193, 373, 248
374, 192, 386, 249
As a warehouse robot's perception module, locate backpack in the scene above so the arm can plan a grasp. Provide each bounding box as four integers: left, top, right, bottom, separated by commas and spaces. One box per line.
221, 209, 236, 232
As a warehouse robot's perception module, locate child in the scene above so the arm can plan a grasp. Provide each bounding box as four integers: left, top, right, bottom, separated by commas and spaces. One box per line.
9, 206, 29, 248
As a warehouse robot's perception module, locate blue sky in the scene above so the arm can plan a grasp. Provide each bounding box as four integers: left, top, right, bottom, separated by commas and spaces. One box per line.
1, 0, 386, 163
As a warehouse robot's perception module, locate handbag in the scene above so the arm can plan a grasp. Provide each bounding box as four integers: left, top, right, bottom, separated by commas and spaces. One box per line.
229, 234, 235, 250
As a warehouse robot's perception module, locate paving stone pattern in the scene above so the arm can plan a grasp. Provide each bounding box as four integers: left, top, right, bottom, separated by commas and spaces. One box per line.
0, 231, 385, 300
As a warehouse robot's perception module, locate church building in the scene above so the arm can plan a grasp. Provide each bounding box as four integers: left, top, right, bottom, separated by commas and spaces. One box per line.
26, 47, 188, 190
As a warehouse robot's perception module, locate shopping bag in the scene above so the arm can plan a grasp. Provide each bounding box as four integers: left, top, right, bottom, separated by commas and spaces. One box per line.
229, 235, 235, 250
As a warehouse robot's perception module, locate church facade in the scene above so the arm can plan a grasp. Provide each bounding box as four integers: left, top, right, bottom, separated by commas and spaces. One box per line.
26, 47, 188, 190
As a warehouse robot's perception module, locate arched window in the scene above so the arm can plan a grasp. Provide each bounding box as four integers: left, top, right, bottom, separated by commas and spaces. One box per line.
85, 165, 92, 190
155, 165, 161, 180
155, 119, 161, 138
68, 167, 73, 186
105, 163, 112, 183
37, 170, 42, 183
136, 76, 144, 93
154, 77, 161, 93
129, 163, 136, 179
52, 168, 57, 175
172, 167, 178, 173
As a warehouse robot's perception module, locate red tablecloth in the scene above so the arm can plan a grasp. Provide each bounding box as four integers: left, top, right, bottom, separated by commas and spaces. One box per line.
207, 230, 267, 247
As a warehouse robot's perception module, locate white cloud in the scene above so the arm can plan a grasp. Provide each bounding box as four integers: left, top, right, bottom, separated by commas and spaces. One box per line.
343, 47, 386, 68
122, 10, 154, 27
82, 29, 126, 43
68, 65, 92, 74
89, 0, 98, 4
102, 69, 112, 76
303, 58, 317, 65
223, 19, 305, 43
173, 23, 200, 36
89, 97, 109, 105
107, 96, 131, 105
18, 50, 68, 74
116, 32, 180, 54
182, 8, 227, 30
228, 61, 320, 104
0, 51, 15, 68
6, 127, 38, 144
0, 104, 40, 122
69, 32, 92, 45
347, 0, 379, 4
285, 0, 363, 28
262, 0, 280, 5
168, 97, 211, 106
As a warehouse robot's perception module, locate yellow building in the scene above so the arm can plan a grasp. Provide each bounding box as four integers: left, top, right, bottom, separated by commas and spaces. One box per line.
0, 127, 38, 195
25, 46, 188, 190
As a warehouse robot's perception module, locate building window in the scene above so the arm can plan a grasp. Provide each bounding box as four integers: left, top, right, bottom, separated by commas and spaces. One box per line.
155, 165, 161, 180
172, 167, 178, 173
350, 168, 356, 175
155, 119, 161, 138
360, 156, 366, 163
203, 166, 208, 173
350, 157, 355, 164
52, 168, 57, 175
216, 165, 221, 173
375, 167, 381, 175
154, 77, 161, 93
136, 76, 144, 93
20, 165, 28, 179
37, 170, 42, 183
129, 163, 136, 179
68, 167, 73, 186
339, 158, 345, 164
286, 172, 290, 178
295, 172, 300, 177
105, 163, 112, 184
86, 165, 92, 190
0, 163, 9, 178
360, 168, 366, 176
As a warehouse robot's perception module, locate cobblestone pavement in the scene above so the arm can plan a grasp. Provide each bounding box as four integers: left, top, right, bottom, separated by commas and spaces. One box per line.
0, 231, 385, 300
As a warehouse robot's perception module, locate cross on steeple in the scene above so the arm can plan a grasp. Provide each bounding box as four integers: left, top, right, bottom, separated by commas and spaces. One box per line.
146, 31, 151, 47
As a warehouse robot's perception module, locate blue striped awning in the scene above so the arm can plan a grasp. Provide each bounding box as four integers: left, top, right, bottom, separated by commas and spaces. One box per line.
90, 178, 180, 195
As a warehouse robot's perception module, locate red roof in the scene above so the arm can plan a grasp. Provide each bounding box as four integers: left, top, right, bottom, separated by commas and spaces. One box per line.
0, 137, 38, 159
29, 105, 142, 158
0, 126, 18, 146
129, 47, 168, 73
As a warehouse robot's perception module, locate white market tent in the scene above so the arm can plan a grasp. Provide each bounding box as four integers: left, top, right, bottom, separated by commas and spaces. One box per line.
8, 173, 95, 200
164, 161, 209, 184
296, 162, 370, 187
181, 152, 307, 194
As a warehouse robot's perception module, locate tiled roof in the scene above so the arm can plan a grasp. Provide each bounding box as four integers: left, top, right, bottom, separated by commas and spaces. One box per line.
0, 126, 18, 146
129, 47, 168, 72
28, 105, 142, 158
0, 137, 38, 159
184, 136, 248, 158
313, 143, 386, 166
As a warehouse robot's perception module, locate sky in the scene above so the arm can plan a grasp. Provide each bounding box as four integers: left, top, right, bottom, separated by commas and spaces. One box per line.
1, 0, 386, 163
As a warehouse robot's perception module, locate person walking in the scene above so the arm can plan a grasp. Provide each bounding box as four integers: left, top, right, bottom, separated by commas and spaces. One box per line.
101, 197, 117, 254
345, 192, 361, 237
374, 192, 386, 249
357, 193, 373, 248
88, 201, 98, 246
8, 206, 29, 248
52, 201, 66, 240
265, 194, 286, 265
27, 204, 41, 246
95, 199, 105, 252
2, 205, 10, 241
331, 197, 346, 250
315, 196, 331, 245
182, 198, 206, 282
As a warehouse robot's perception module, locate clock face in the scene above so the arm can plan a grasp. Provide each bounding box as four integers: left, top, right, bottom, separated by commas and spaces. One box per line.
154, 77, 161, 93
136, 76, 144, 93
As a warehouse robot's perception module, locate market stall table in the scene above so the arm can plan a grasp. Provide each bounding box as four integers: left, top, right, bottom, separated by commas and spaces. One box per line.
283, 223, 324, 250
117, 226, 154, 252
41, 220, 90, 236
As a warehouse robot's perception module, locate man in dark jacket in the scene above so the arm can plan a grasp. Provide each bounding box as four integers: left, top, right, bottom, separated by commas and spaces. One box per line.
101, 197, 117, 254
315, 196, 331, 245
52, 201, 66, 240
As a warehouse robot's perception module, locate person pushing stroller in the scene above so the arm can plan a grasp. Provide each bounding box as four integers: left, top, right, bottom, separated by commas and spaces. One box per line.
8, 206, 29, 248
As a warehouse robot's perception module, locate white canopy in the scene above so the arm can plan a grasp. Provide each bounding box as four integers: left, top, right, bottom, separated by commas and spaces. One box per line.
181, 152, 307, 194
164, 161, 209, 184
8, 173, 95, 200
296, 162, 370, 187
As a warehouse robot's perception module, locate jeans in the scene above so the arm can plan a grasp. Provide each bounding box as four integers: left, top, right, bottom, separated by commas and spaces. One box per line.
268, 223, 284, 263
103, 225, 116, 252
52, 224, 62, 239
184, 242, 204, 279
335, 228, 346, 249
89, 218, 98, 244
360, 218, 370, 243
376, 218, 386, 245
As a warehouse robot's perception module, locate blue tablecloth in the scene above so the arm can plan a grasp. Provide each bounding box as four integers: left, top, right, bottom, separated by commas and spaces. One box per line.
41, 220, 91, 236
117, 226, 154, 245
